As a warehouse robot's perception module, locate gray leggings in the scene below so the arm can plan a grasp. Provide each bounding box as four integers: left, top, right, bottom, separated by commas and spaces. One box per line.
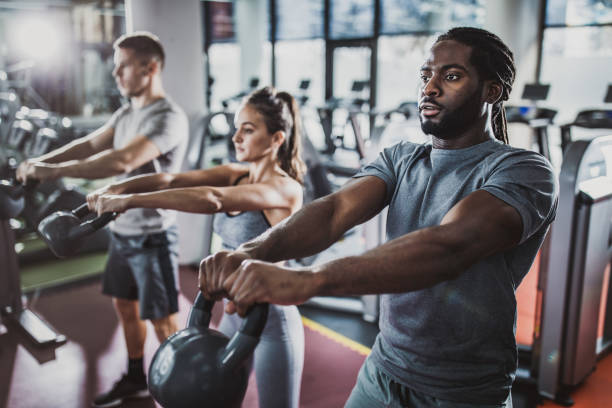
218, 303, 304, 408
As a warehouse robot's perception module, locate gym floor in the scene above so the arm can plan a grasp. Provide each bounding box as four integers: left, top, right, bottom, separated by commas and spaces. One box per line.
1, 266, 611, 408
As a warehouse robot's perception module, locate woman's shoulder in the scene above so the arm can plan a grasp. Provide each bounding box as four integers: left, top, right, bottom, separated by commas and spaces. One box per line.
223, 163, 250, 185
268, 173, 303, 201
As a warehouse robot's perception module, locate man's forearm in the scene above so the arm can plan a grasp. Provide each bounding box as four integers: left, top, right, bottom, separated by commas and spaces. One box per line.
239, 196, 350, 263
223, 222, 483, 316
35, 137, 100, 164
311, 225, 475, 296
51, 149, 129, 179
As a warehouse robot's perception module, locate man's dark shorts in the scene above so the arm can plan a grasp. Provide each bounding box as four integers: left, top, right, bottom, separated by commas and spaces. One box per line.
345, 355, 513, 408
103, 227, 179, 320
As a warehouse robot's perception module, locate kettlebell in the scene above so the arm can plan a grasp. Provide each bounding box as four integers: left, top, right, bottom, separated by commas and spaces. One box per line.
148, 292, 269, 408
37, 203, 117, 258
0, 179, 25, 220
0, 157, 36, 220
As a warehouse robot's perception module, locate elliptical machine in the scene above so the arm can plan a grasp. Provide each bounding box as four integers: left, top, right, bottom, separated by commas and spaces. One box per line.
0, 158, 66, 346
187, 77, 260, 171
0, 92, 109, 263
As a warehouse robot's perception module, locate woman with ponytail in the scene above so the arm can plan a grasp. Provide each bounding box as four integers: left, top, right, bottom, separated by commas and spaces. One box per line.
88, 86, 306, 407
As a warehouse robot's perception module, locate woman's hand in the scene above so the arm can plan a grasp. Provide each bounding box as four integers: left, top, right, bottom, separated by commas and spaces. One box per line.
87, 186, 109, 212
86, 185, 121, 212
94, 194, 131, 215
16, 161, 58, 183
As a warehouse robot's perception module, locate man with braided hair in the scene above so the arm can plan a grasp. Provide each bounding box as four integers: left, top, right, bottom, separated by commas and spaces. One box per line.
198, 27, 558, 407
424, 27, 516, 145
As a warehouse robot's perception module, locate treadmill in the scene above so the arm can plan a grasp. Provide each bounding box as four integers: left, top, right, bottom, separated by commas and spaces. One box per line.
515, 134, 612, 405
505, 83, 557, 161
559, 84, 612, 152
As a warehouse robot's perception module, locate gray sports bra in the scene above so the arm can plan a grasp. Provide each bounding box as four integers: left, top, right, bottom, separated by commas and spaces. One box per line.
212, 173, 272, 250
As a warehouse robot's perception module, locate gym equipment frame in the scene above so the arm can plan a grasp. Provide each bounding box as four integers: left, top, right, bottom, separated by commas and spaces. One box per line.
517, 134, 612, 405
1, 218, 66, 345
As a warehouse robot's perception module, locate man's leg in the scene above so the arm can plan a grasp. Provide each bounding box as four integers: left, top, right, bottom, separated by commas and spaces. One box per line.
93, 233, 150, 408
93, 227, 179, 408
345, 356, 392, 408
151, 312, 179, 342
114, 298, 147, 358
92, 298, 150, 407
135, 227, 180, 343
346, 355, 513, 408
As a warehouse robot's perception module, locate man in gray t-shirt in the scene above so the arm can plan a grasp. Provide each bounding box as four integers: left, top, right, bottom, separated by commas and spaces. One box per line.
17, 32, 188, 407
352, 139, 555, 405
198, 27, 558, 407
107, 97, 187, 236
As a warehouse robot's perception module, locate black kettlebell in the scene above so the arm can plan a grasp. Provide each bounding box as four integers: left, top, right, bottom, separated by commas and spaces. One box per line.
0, 157, 36, 220
148, 293, 269, 408
37, 203, 117, 258
0, 179, 25, 220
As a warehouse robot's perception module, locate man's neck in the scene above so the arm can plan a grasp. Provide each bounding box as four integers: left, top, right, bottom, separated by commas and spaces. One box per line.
431, 116, 495, 149
431, 131, 493, 149
131, 79, 166, 109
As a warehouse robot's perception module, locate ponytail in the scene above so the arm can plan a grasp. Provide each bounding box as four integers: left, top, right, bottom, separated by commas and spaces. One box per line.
276, 91, 306, 183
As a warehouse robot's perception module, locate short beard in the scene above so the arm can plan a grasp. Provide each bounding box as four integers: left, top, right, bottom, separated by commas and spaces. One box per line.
118, 81, 147, 98
125, 86, 146, 98
420, 85, 484, 139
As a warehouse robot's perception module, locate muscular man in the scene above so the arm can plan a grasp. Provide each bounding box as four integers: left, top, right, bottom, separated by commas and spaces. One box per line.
17, 32, 188, 407
199, 27, 558, 407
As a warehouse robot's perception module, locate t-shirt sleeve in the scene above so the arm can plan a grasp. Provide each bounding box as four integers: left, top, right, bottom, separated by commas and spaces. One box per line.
140, 106, 188, 155
481, 151, 558, 243
353, 143, 400, 205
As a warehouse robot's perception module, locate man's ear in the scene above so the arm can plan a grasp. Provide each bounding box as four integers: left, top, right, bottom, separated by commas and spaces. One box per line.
145, 60, 159, 75
484, 81, 503, 104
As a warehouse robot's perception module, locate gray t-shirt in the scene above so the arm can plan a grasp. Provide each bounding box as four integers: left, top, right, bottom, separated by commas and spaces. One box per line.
355, 138, 558, 404
107, 97, 188, 235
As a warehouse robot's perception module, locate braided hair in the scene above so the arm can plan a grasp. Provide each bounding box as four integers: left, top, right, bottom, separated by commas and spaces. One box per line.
245, 87, 306, 184
435, 27, 516, 144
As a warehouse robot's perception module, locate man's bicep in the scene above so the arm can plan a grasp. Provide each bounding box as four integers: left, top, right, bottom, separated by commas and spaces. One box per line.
441, 190, 523, 257
117, 135, 162, 169
142, 110, 187, 155
483, 155, 558, 243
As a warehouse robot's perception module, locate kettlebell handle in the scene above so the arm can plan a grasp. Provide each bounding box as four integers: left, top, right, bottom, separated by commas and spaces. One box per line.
68, 203, 118, 240
186, 292, 215, 328
188, 292, 268, 337
0, 177, 39, 200
0, 179, 24, 199
188, 292, 269, 371
72, 202, 117, 225
72, 202, 90, 218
